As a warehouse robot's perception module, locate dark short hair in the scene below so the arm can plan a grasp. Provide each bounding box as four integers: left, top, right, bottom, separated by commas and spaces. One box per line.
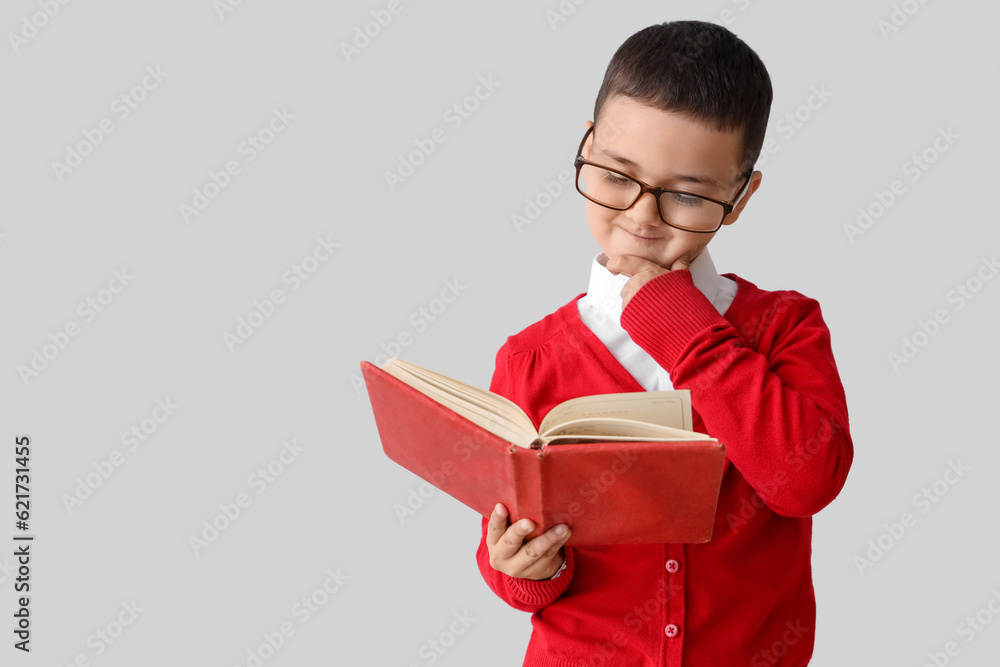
593, 21, 773, 180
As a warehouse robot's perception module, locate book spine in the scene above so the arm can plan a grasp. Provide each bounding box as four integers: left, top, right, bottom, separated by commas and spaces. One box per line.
508, 446, 546, 539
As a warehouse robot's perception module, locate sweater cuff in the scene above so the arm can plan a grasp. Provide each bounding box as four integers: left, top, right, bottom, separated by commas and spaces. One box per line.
547, 555, 567, 579
620, 269, 728, 373
504, 546, 574, 604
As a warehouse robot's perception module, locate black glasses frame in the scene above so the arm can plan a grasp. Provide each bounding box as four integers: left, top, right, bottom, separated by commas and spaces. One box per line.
573, 125, 753, 234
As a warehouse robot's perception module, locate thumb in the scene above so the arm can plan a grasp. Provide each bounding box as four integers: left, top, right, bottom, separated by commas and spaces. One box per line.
671, 246, 706, 271
670, 256, 693, 272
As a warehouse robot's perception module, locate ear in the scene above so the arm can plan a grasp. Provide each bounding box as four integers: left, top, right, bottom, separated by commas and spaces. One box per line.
721, 170, 762, 227
582, 120, 594, 158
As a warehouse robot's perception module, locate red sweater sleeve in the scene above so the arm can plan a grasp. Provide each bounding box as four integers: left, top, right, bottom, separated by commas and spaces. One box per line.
474, 340, 575, 613
620, 269, 853, 517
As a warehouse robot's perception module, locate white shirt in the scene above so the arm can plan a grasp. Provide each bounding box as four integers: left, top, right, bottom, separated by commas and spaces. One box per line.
576, 248, 738, 392
547, 248, 738, 580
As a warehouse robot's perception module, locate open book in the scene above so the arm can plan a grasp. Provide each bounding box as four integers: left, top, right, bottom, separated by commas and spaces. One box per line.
361, 357, 726, 544
379, 357, 712, 449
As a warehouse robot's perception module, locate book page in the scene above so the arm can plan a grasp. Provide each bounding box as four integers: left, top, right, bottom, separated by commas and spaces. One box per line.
380, 358, 539, 447
539, 417, 710, 444
538, 390, 694, 437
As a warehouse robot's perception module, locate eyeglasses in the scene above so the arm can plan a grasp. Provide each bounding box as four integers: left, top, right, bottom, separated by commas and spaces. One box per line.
573, 125, 753, 233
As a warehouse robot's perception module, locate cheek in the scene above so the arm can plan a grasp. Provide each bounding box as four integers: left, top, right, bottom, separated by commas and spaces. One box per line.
675, 236, 715, 261
585, 202, 616, 235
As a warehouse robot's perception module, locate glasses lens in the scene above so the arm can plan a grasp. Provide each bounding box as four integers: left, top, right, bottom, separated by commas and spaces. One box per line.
578, 162, 724, 231
658, 191, 725, 232
578, 163, 641, 209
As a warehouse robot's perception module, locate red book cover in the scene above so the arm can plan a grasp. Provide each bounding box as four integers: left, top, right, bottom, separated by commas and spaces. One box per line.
361, 360, 726, 545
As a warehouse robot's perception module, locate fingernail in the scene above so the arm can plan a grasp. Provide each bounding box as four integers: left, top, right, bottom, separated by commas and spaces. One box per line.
519, 520, 531, 530
554, 525, 566, 536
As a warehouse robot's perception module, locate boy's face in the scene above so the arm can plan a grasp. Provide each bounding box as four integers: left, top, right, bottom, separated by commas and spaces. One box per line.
581, 95, 762, 272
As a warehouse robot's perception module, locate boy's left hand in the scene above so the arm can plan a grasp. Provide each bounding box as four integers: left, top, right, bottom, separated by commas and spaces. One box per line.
606, 253, 694, 310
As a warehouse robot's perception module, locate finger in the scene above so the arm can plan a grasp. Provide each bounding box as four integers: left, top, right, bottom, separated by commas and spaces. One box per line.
514, 524, 571, 566
608, 254, 659, 276
493, 509, 536, 562
489, 516, 536, 569
498, 517, 535, 560
538, 525, 571, 559
620, 283, 637, 308
486, 503, 511, 549
669, 256, 692, 271
672, 245, 706, 271
605, 254, 633, 276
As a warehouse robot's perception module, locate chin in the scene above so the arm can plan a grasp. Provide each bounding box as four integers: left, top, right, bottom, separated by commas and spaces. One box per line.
612, 245, 673, 268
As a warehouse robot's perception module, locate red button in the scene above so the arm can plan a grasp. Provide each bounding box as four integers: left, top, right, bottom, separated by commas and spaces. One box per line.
666, 559, 680, 573
665, 624, 679, 638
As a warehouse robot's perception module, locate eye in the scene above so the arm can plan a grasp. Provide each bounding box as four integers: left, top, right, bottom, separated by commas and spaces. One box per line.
669, 192, 705, 207
601, 170, 632, 187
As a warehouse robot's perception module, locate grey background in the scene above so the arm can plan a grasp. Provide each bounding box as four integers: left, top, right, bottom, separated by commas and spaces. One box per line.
2, 0, 998, 665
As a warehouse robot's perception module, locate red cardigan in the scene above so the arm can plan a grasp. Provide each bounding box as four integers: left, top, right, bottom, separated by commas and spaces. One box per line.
476, 269, 853, 667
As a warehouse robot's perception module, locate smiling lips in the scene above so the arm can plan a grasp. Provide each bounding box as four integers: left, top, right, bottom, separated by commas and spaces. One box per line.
625, 229, 660, 241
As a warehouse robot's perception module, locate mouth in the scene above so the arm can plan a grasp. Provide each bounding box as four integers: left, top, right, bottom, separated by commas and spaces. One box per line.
624, 229, 660, 241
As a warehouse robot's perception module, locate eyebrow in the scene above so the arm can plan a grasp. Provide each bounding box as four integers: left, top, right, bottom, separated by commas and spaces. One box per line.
596, 147, 729, 190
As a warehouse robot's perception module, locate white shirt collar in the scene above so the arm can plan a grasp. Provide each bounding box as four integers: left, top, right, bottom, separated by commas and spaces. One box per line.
576, 247, 738, 391
583, 247, 727, 323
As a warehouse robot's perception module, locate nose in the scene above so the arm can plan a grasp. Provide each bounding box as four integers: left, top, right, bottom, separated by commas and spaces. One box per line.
626, 190, 664, 226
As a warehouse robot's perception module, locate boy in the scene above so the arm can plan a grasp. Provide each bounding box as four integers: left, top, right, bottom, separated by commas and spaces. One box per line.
476, 21, 853, 666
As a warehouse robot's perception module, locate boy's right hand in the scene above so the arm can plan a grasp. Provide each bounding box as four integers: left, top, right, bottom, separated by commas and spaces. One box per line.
486, 503, 571, 580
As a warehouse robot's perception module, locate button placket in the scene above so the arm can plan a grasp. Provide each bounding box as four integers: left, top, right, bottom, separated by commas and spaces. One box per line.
664, 551, 683, 642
